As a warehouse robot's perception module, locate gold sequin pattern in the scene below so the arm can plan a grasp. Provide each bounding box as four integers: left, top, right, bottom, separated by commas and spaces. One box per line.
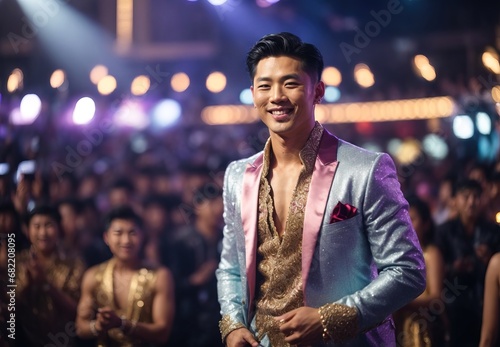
254, 123, 324, 346
219, 314, 247, 342
16, 249, 85, 346
318, 303, 358, 343
93, 259, 158, 347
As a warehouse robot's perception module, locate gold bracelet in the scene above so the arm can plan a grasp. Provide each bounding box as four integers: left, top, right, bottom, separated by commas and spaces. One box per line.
89, 320, 99, 337
317, 303, 358, 343
318, 306, 333, 342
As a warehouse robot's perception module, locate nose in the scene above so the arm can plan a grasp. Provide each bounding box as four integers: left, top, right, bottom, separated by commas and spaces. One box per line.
121, 233, 131, 244
270, 85, 286, 103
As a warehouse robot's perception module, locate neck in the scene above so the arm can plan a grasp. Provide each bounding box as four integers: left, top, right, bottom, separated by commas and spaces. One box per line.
32, 246, 55, 262
113, 257, 141, 271
269, 122, 315, 167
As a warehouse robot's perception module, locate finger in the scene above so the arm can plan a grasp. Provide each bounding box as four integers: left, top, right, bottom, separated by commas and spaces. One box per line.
228, 328, 260, 347
98, 307, 112, 314
243, 334, 260, 347
275, 309, 296, 324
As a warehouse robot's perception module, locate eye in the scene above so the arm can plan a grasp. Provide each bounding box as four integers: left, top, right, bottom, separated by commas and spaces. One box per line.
257, 84, 270, 90
285, 81, 299, 87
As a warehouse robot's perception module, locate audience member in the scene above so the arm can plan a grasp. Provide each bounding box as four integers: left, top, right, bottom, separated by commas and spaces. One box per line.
17, 204, 85, 347
394, 195, 447, 346
76, 205, 175, 346
479, 252, 500, 347
435, 179, 500, 347
167, 186, 224, 347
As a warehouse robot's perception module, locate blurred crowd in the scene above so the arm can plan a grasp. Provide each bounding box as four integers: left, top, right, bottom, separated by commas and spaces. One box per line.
0, 119, 500, 346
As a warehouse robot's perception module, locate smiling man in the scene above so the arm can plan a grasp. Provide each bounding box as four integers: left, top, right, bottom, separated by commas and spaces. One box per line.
216, 32, 426, 347
16, 204, 85, 347
76, 205, 175, 347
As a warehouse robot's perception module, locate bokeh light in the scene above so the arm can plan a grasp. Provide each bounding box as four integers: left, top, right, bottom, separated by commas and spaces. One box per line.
239, 88, 253, 105
50, 69, 66, 89
131, 75, 151, 96
97, 75, 117, 95
322, 66, 342, 86
476, 111, 492, 135
354, 64, 375, 88
90, 65, 109, 85
206, 71, 227, 93
151, 99, 182, 128
72, 97, 96, 125
453, 115, 474, 139
7, 68, 24, 93
20, 94, 42, 122
171, 72, 190, 92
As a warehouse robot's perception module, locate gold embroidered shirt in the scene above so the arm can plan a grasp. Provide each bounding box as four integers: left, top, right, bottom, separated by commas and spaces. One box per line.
254, 122, 324, 346
16, 249, 85, 347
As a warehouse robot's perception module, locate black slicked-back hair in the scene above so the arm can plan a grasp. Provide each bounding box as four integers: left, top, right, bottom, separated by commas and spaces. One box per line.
103, 205, 143, 232
27, 204, 61, 226
246, 32, 324, 84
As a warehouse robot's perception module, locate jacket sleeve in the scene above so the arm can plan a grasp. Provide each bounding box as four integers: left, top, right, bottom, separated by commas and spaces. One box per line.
336, 153, 427, 331
216, 161, 248, 340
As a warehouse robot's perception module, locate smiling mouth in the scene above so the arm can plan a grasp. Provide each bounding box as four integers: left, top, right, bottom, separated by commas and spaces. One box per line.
269, 109, 292, 120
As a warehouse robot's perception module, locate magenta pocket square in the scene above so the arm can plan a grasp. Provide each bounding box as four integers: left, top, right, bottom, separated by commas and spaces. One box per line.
330, 201, 358, 223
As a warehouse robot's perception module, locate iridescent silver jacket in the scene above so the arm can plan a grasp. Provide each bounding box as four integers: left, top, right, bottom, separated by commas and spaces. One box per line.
216, 128, 426, 346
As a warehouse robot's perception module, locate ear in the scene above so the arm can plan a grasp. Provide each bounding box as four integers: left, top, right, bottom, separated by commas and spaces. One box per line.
250, 85, 256, 107
314, 81, 325, 104
103, 232, 109, 246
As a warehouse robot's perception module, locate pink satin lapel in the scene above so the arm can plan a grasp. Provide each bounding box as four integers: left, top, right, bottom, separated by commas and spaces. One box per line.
302, 132, 339, 297
241, 154, 264, 309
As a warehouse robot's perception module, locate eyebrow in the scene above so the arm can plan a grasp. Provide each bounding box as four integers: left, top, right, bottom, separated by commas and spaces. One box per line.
110, 227, 137, 232
255, 73, 301, 83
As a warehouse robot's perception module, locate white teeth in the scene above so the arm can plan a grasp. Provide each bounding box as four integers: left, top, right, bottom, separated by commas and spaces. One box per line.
271, 110, 287, 115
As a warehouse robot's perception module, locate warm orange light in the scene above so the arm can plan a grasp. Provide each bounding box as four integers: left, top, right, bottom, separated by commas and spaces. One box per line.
206, 71, 227, 93
201, 97, 455, 125
322, 66, 342, 86
171, 72, 190, 92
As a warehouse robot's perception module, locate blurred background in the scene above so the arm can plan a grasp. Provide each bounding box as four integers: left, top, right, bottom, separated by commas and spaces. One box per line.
1, 1, 500, 347
0, 0, 499, 197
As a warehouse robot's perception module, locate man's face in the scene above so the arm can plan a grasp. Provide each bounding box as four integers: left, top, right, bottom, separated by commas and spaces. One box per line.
104, 218, 143, 261
28, 214, 59, 254
455, 189, 481, 222
251, 56, 324, 138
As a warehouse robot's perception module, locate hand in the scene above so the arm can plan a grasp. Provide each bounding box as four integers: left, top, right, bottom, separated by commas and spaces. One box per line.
226, 327, 260, 347
27, 250, 47, 285
96, 307, 121, 332
275, 307, 323, 347
12, 175, 30, 213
